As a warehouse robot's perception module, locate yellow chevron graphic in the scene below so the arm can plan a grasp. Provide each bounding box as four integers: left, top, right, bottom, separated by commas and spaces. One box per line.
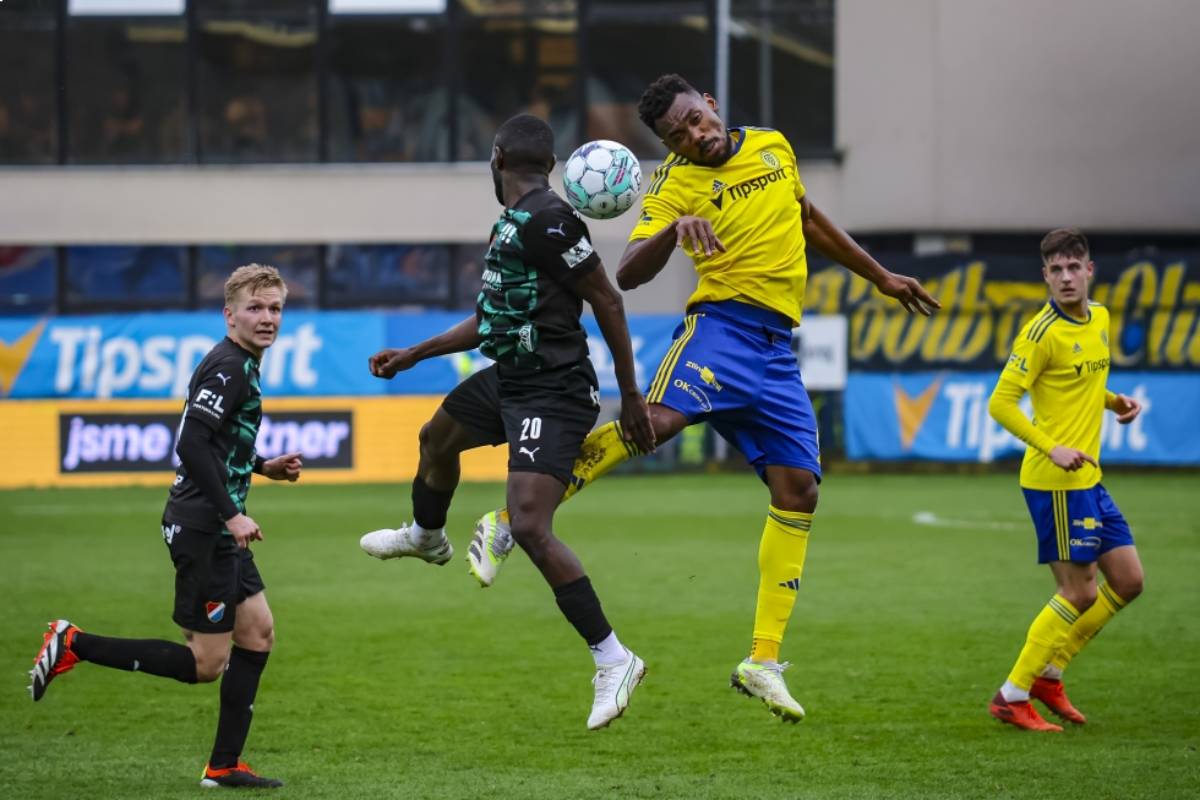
893, 374, 945, 450
0, 320, 46, 396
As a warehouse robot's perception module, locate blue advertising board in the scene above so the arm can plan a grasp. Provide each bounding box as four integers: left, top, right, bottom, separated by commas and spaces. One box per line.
0, 311, 683, 400
845, 371, 1200, 465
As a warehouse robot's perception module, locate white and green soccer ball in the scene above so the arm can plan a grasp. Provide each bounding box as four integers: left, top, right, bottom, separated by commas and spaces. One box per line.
562, 140, 642, 220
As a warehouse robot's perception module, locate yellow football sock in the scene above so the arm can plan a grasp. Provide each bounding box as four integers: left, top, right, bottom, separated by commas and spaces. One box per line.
1007, 594, 1079, 690
750, 506, 812, 662
561, 421, 642, 503
1049, 584, 1127, 671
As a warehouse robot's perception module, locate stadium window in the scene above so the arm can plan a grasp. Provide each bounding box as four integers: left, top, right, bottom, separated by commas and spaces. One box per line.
0, 0, 59, 165
64, 245, 188, 311
728, 0, 834, 156
326, 13, 449, 162
65, 11, 188, 164
196, 245, 320, 309
325, 244, 452, 307
194, 0, 319, 163
0, 246, 57, 314
456, 1, 579, 161
582, 1, 713, 159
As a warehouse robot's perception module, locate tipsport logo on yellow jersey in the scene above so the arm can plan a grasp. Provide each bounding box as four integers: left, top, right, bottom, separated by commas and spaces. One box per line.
709, 167, 792, 210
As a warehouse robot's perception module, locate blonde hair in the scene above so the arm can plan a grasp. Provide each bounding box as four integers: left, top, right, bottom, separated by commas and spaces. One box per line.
224, 263, 288, 307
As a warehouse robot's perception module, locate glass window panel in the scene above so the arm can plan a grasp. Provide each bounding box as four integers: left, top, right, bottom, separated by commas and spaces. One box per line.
0, 246, 57, 314
195, 2, 318, 163
326, 16, 448, 162
69, 0, 184, 14
463, 1, 575, 16
331, 0, 446, 12
0, 1, 59, 164
66, 16, 188, 164
457, 14, 578, 161
583, 2, 711, 158
65, 245, 187, 309
729, 0, 833, 154
196, 245, 320, 308
326, 244, 451, 307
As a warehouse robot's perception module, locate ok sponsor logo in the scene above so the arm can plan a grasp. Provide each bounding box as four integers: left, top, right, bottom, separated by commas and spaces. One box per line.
672, 378, 712, 412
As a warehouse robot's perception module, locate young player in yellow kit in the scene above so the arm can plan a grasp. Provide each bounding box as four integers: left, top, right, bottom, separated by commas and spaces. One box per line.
465, 74, 940, 722
987, 228, 1145, 731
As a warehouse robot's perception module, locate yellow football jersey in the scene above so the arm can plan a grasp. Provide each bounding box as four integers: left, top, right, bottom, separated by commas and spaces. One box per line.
629, 127, 807, 325
997, 300, 1112, 490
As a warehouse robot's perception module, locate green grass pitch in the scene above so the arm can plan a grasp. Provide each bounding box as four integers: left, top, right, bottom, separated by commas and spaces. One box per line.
2, 473, 1197, 799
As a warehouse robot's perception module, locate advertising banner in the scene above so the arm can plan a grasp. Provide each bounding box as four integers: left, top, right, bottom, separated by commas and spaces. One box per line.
2, 311, 838, 400
804, 253, 1200, 372
844, 371, 1200, 465
0, 397, 507, 489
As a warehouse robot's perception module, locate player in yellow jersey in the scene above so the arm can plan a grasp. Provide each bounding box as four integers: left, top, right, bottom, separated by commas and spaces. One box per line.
466, 73, 939, 722
986, 228, 1145, 732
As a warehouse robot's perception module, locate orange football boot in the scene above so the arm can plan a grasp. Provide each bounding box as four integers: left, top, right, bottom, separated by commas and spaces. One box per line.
989, 691, 1063, 732
1031, 677, 1087, 725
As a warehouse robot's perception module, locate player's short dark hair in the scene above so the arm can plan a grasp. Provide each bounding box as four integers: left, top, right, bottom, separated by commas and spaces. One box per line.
637, 74, 700, 132
1040, 228, 1090, 263
494, 113, 555, 172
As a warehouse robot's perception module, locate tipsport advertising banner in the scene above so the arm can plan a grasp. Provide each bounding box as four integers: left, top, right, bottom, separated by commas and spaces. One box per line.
0, 311, 837, 400
844, 371, 1200, 465
805, 252, 1200, 372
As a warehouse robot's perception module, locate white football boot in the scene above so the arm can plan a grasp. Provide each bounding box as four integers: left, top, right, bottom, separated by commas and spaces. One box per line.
359, 523, 453, 565
587, 649, 646, 730
730, 659, 805, 722
467, 509, 514, 587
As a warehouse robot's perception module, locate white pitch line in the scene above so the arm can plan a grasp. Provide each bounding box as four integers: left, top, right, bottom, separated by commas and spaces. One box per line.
912, 511, 1023, 530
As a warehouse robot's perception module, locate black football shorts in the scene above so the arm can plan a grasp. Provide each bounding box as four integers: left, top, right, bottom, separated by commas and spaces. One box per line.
441, 362, 600, 485
162, 518, 265, 634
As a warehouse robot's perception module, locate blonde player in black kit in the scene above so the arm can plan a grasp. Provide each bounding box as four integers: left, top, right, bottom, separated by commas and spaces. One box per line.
28, 264, 303, 789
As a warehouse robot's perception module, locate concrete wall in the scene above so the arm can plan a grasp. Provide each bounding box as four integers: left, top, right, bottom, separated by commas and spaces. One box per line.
836, 0, 1200, 231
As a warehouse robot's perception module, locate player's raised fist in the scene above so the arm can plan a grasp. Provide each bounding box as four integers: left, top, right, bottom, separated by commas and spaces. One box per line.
369, 347, 416, 379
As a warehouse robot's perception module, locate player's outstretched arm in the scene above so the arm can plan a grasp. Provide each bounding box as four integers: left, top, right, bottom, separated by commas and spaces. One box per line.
801, 197, 940, 316
574, 265, 656, 453
368, 314, 482, 379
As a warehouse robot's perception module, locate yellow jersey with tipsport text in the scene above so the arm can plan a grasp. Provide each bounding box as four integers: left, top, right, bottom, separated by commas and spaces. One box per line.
629, 127, 807, 325
998, 300, 1112, 491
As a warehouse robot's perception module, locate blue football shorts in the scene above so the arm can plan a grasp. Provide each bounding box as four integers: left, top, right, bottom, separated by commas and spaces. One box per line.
1022, 483, 1135, 564
644, 299, 821, 481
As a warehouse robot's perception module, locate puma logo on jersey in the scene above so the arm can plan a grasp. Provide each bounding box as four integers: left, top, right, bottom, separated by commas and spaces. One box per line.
216, 372, 231, 386
519, 446, 540, 461
546, 223, 567, 237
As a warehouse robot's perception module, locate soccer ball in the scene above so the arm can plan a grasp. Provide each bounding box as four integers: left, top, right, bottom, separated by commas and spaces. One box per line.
562, 140, 642, 220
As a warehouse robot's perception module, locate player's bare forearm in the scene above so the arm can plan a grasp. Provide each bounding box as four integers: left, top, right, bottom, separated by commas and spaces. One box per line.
370, 315, 481, 378
578, 267, 640, 395
801, 199, 889, 284
616, 227, 677, 290
802, 198, 940, 315
411, 315, 482, 360
578, 266, 656, 452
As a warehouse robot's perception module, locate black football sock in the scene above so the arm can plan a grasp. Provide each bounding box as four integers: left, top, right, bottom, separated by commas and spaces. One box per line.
412, 476, 454, 530
210, 646, 270, 770
72, 632, 198, 684
552, 575, 613, 647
